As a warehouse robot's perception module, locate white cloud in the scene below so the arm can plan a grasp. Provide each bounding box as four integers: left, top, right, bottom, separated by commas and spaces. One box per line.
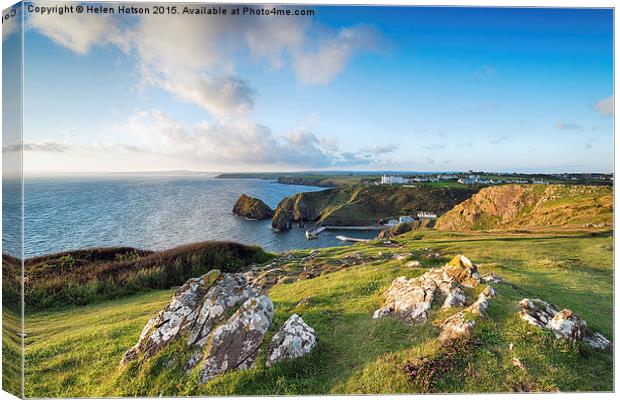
109, 109, 388, 169
145, 68, 256, 118
27, 2, 125, 54
292, 24, 383, 85
593, 96, 613, 117
359, 144, 397, 156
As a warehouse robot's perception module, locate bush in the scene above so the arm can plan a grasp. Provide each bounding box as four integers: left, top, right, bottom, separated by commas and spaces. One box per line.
11, 241, 274, 311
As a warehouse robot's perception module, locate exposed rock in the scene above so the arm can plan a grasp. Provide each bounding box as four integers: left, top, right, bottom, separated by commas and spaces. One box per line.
233, 194, 274, 220
438, 289, 493, 344
266, 314, 317, 367
518, 298, 611, 350
374, 255, 481, 325
373, 276, 437, 324
583, 332, 613, 351
120, 271, 259, 368
438, 311, 475, 344
395, 253, 414, 261
120, 270, 224, 366
405, 260, 422, 268
481, 273, 504, 283
271, 203, 293, 232
200, 295, 274, 383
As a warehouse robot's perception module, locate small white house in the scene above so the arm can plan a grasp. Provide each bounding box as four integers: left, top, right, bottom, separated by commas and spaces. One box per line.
399, 215, 414, 224
417, 211, 437, 219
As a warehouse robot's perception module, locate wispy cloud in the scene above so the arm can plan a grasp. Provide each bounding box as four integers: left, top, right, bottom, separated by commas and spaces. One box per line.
3, 140, 69, 153
490, 136, 507, 145
554, 121, 582, 131
593, 95, 613, 117
422, 143, 446, 151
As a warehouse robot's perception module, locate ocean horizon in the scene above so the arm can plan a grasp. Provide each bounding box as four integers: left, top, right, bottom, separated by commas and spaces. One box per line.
2, 175, 379, 258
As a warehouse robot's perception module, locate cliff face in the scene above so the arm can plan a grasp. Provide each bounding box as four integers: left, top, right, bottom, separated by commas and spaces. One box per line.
435, 184, 613, 231
233, 194, 274, 220
271, 185, 476, 231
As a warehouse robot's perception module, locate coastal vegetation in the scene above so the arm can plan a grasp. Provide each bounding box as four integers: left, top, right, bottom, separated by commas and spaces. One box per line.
436, 184, 612, 231
7, 242, 272, 311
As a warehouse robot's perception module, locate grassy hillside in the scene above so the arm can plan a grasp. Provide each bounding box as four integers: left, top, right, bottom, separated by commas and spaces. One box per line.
22, 229, 613, 396
13, 242, 273, 310
273, 185, 476, 229
436, 184, 613, 231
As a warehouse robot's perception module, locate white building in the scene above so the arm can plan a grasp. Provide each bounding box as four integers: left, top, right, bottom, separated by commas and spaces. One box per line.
381, 174, 410, 184
417, 211, 437, 219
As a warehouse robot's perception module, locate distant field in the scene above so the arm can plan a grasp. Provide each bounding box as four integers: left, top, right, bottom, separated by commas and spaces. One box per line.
22, 229, 613, 396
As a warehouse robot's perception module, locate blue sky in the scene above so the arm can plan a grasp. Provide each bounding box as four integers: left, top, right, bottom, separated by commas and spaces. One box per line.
4, 4, 614, 173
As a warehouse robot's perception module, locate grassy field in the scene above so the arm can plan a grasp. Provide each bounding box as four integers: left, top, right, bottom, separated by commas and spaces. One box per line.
21, 229, 613, 396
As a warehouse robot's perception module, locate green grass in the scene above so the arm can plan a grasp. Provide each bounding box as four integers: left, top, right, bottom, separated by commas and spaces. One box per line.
22, 229, 613, 396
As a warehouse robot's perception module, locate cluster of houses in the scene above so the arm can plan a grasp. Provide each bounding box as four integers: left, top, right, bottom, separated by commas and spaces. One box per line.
380, 173, 458, 184
380, 173, 550, 186
386, 211, 438, 227
457, 175, 549, 185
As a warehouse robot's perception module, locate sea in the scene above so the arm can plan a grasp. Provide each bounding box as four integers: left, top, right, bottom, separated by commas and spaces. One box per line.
2, 175, 379, 258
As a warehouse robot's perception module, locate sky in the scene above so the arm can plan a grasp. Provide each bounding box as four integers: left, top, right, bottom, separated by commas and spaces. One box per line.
2, 3, 614, 173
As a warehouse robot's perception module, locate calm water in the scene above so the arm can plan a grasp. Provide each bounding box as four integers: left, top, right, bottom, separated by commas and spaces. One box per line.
3, 176, 379, 258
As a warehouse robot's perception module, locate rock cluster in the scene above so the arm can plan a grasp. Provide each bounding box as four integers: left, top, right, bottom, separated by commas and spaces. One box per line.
266, 314, 317, 367
233, 194, 274, 220
373, 255, 481, 325
121, 271, 317, 383
518, 298, 611, 350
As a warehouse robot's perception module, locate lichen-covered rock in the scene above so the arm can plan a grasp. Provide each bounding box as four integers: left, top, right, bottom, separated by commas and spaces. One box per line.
438, 311, 475, 344
583, 332, 613, 351
120, 271, 258, 367
187, 273, 259, 347
518, 298, 585, 340
233, 194, 274, 220
443, 255, 481, 288
373, 276, 437, 325
120, 270, 223, 366
373, 255, 481, 324
266, 314, 317, 367
518, 298, 611, 350
439, 290, 493, 344
200, 295, 274, 383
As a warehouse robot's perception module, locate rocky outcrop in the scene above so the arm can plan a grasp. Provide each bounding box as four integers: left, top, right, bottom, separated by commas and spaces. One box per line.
233, 194, 273, 220
271, 201, 294, 232
373, 255, 481, 325
266, 314, 317, 367
200, 295, 274, 383
120, 269, 225, 366
436, 184, 612, 231
518, 298, 611, 350
120, 271, 262, 368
